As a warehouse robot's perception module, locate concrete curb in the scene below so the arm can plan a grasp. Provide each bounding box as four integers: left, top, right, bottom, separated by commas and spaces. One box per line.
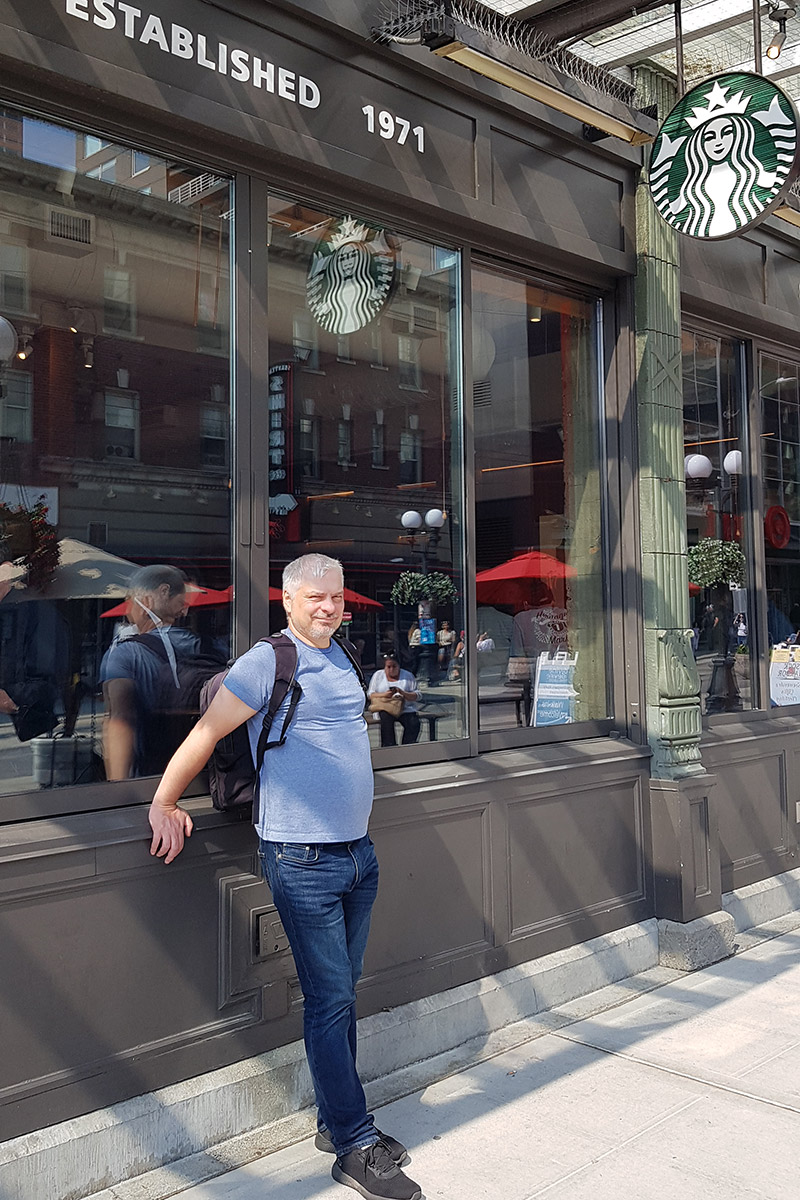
722, 864, 800, 931
0, 920, 659, 1200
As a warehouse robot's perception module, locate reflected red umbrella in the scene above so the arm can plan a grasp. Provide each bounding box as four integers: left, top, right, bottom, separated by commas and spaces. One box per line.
476, 550, 576, 606
101, 585, 232, 618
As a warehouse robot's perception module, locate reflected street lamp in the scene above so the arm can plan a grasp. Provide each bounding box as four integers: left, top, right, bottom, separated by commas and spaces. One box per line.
400, 507, 446, 574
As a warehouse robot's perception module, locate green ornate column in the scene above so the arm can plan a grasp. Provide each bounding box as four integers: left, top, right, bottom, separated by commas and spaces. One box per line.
634, 176, 704, 779
634, 78, 729, 952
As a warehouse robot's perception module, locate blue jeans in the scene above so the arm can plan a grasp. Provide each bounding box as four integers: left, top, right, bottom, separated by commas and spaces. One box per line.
259, 835, 380, 1157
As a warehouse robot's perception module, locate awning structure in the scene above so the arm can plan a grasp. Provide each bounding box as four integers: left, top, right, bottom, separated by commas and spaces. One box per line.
481, 1, 800, 102
379, 2, 800, 224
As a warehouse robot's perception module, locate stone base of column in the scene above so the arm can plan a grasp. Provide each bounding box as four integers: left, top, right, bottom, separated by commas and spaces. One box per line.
657, 911, 736, 971
650, 773, 720, 923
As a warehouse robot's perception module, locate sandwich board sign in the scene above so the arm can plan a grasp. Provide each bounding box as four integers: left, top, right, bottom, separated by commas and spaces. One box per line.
532, 651, 578, 727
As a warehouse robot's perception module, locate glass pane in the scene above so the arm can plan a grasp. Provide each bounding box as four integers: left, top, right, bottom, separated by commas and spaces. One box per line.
761, 354, 800, 707
266, 198, 466, 749
682, 332, 752, 713
0, 107, 233, 795
472, 265, 605, 730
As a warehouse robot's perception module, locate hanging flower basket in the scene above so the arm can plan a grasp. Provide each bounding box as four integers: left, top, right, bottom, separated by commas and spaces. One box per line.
390, 571, 457, 607
687, 538, 746, 589
0, 500, 60, 592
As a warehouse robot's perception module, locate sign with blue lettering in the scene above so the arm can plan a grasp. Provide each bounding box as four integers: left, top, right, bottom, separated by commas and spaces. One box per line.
532, 651, 578, 727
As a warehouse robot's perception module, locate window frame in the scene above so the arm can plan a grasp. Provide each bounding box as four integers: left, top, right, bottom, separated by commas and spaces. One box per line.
681, 326, 758, 719
469, 254, 616, 753
0, 110, 239, 824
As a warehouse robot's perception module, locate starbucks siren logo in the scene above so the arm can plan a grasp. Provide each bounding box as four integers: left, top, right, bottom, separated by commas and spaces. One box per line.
649, 73, 799, 239
307, 216, 396, 335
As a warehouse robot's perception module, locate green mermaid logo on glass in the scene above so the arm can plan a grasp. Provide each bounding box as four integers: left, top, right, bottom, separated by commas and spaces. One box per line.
649, 73, 799, 239
306, 216, 396, 335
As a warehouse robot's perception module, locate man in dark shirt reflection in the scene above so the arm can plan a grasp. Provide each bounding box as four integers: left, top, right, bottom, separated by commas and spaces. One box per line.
100, 564, 199, 779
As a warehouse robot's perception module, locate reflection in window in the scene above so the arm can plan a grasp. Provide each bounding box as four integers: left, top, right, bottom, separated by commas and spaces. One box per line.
760, 355, 800, 705
472, 265, 605, 731
398, 422, 421, 485
0, 105, 233, 798
398, 334, 423, 390
293, 313, 319, 370
201, 403, 228, 468
104, 267, 136, 335
0, 244, 28, 312
682, 332, 751, 714
87, 158, 117, 183
104, 391, 139, 460
267, 198, 465, 748
371, 414, 386, 468
337, 412, 354, 467
0, 371, 32, 442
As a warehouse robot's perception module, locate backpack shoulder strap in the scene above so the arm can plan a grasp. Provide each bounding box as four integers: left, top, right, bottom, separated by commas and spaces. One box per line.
332, 633, 368, 700
128, 632, 168, 661
252, 634, 301, 774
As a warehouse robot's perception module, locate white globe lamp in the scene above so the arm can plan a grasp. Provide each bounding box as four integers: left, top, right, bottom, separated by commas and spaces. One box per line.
723, 449, 743, 475
685, 453, 713, 479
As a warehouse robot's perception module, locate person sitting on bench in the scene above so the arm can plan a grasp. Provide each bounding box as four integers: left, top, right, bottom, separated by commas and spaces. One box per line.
367, 652, 421, 746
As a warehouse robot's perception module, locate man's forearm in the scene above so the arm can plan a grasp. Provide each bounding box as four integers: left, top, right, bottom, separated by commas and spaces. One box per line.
151, 721, 223, 809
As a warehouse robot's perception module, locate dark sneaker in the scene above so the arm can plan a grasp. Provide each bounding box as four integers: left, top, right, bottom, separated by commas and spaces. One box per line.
332, 1141, 421, 1200
316, 1124, 409, 1165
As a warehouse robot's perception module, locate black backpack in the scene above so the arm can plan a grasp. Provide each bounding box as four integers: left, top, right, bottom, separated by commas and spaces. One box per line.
200, 632, 366, 816
128, 632, 227, 776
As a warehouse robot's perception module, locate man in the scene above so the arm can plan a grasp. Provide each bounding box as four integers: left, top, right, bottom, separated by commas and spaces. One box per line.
367, 652, 421, 747
101, 564, 199, 779
148, 553, 421, 1200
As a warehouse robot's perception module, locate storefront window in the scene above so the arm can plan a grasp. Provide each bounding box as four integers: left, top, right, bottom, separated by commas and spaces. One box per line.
682, 331, 752, 714
266, 198, 466, 749
0, 108, 232, 797
760, 354, 800, 706
471, 264, 606, 730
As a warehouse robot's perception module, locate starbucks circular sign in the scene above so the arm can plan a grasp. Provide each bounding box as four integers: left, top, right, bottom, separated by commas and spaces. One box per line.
649, 72, 799, 239
306, 216, 396, 334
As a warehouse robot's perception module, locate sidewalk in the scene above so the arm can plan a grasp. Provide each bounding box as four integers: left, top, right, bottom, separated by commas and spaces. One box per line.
100, 915, 800, 1200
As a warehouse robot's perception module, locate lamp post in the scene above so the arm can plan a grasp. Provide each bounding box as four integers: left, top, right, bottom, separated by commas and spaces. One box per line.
399, 508, 447, 682
400, 507, 446, 574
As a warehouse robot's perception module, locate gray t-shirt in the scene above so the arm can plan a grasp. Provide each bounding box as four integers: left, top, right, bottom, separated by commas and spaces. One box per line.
223, 629, 373, 843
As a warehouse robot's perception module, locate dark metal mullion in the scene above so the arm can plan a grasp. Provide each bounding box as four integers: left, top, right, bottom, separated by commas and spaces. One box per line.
233, 172, 253, 659
596, 294, 618, 727
461, 246, 480, 752
745, 340, 770, 710
249, 179, 271, 640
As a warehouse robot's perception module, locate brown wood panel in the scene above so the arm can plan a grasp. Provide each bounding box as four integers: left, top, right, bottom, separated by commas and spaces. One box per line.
702, 722, 798, 891
366, 804, 493, 976
507, 776, 645, 937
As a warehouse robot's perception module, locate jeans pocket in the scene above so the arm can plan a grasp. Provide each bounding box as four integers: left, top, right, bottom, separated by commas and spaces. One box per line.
277, 842, 319, 865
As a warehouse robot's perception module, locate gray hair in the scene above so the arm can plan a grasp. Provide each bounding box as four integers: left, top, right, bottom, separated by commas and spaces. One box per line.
282, 553, 343, 597
127, 564, 187, 599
